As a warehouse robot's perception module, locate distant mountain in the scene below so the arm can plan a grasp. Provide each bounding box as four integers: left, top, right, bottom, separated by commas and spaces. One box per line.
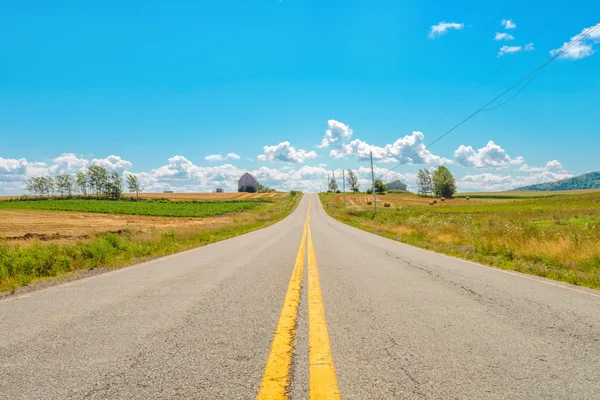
514, 172, 600, 191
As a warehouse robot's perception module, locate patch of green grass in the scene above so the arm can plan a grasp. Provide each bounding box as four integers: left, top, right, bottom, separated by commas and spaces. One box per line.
0, 198, 265, 218
320, 192, 600, 290
0, 193, 302, 293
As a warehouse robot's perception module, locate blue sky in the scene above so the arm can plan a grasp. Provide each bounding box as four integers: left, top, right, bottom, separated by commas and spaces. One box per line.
1, 0, 599, 193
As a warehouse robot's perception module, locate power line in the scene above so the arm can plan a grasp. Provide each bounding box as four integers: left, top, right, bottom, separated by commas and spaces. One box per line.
380, 22, 600, 180
393, 0, 514, 132
427, 0, 577, 130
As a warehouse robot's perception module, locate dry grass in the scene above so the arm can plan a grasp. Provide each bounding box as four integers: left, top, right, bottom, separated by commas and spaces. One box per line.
321, 192, 600, 289
0, 209, 234, 244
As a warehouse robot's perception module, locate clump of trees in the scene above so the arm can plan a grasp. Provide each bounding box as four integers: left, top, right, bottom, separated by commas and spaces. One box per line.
417, 167, 456, 198
347, 169, 360, 193
25, 166, 142, 200
328, 175, 339, 192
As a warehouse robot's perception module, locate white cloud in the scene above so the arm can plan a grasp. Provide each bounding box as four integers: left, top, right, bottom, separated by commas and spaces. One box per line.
0, 157, 28, 182
428, 21, 464, 38
258, 141, 318, 163
454, 141, 524, 169
550, 22, 600, 60
318, 119, 353, 148
501, 19, 516, 29
518, 160, 565, 173
330, 131, 451, 165
494, 32, 515, 41
91, 155, 133, 173
498, 42, 534, 56
48, 153, 89, 175
205, 153, 241, 162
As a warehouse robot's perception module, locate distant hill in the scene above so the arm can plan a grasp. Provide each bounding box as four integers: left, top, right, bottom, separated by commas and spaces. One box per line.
514, 172, 600, 191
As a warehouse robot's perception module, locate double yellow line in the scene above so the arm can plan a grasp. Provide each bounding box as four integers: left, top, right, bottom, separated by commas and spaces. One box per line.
257, 195, 341, 399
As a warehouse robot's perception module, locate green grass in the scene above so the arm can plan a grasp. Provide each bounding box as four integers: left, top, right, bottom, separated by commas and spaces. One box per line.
320, 192, 600, 290
0, 193, 302, 293
0, 198, 264, 218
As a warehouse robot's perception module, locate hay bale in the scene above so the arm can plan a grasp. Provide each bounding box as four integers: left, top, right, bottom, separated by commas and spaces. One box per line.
367, 201, 373, 205
440, 197, 445, 201
384, 203, 391, 208
466, 196, 470, 200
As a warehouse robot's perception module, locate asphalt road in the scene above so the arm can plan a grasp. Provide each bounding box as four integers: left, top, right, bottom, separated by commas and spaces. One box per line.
1, 194, 600, 399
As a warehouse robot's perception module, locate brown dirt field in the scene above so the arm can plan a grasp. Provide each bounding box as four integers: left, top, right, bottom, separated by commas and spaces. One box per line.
0, 209, 234, 244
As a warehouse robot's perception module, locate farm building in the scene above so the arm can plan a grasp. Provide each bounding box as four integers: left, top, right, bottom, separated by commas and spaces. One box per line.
238, 173, 259, 193
215, 188, 224, 193
386, 180, 407, 191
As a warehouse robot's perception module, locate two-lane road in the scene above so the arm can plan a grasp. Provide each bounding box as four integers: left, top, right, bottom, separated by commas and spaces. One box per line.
1, 194, 599, 399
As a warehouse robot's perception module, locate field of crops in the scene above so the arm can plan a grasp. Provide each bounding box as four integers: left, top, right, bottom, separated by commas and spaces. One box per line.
0, 199, 263, 218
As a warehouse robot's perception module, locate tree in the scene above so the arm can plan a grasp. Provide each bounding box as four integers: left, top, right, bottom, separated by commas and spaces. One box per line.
40, 176, 55, 197
433, 166, 456, 198
374, 179, 387, 194
328, 175, 339, 192
25, 177, 43, 197
416, 169, 433, 195
76, 171, 88, 195
107, 171, 123, 199
347, 169, 360, 193
126, 174, 142, 198
55, 174, 74, 197
87, 165, 109, 197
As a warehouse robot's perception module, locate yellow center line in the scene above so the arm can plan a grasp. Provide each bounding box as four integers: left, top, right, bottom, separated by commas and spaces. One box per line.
307, 207, 341, 400
257, 196, 312, 399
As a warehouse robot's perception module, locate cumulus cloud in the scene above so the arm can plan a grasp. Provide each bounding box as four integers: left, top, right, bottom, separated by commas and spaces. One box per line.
494, 32, 515, 41
205, 153, 241, 162
91, 155, 133, 173
550, 22, 600, 60
258, 141, 317, 163
518, 160, 565, 173
48, 153, 89, 175
428, 21, 464, 38
454, 141, 523, 169
0, 157, 28, 182
318, 120, 353, 148
330, 131, 451, 165
501, 19, 516, 29
498, 42, 534, 57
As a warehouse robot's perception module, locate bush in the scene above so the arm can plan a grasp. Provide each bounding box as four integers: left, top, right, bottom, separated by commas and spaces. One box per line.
366, 188, 373, 194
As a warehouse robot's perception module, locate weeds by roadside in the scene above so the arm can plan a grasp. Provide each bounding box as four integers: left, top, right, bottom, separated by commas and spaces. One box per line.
320, 192, 600, 290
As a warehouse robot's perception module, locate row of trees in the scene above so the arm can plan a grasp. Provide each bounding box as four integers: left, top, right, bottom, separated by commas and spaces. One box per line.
416, 166, 456, 198
327, 166, 456, 198
25, 166, 142, 199
328, 170, 387, 195
328, 170, 363, 193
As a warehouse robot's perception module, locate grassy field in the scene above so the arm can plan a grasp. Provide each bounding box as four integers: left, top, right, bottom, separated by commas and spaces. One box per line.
0, 193, 302, 293
321, 192, 600, 290
0, 198, 264, 218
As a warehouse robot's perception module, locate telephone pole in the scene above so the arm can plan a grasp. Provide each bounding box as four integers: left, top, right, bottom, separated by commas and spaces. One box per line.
370, 151, 376, 214
342, 169, 346, 206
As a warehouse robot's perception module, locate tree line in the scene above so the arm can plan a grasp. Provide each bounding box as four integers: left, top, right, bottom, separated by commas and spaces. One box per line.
416, 166, 456, 198
25, 165, 142, 199
326, 167, 457, 198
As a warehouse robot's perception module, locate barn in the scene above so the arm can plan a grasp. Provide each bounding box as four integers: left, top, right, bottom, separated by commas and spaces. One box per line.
238, 173, 259, 193
386, 180, 407, 191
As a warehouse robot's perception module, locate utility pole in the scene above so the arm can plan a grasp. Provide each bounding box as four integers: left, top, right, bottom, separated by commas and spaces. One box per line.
370, 151, 376, 215
342, 169, 346, 206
